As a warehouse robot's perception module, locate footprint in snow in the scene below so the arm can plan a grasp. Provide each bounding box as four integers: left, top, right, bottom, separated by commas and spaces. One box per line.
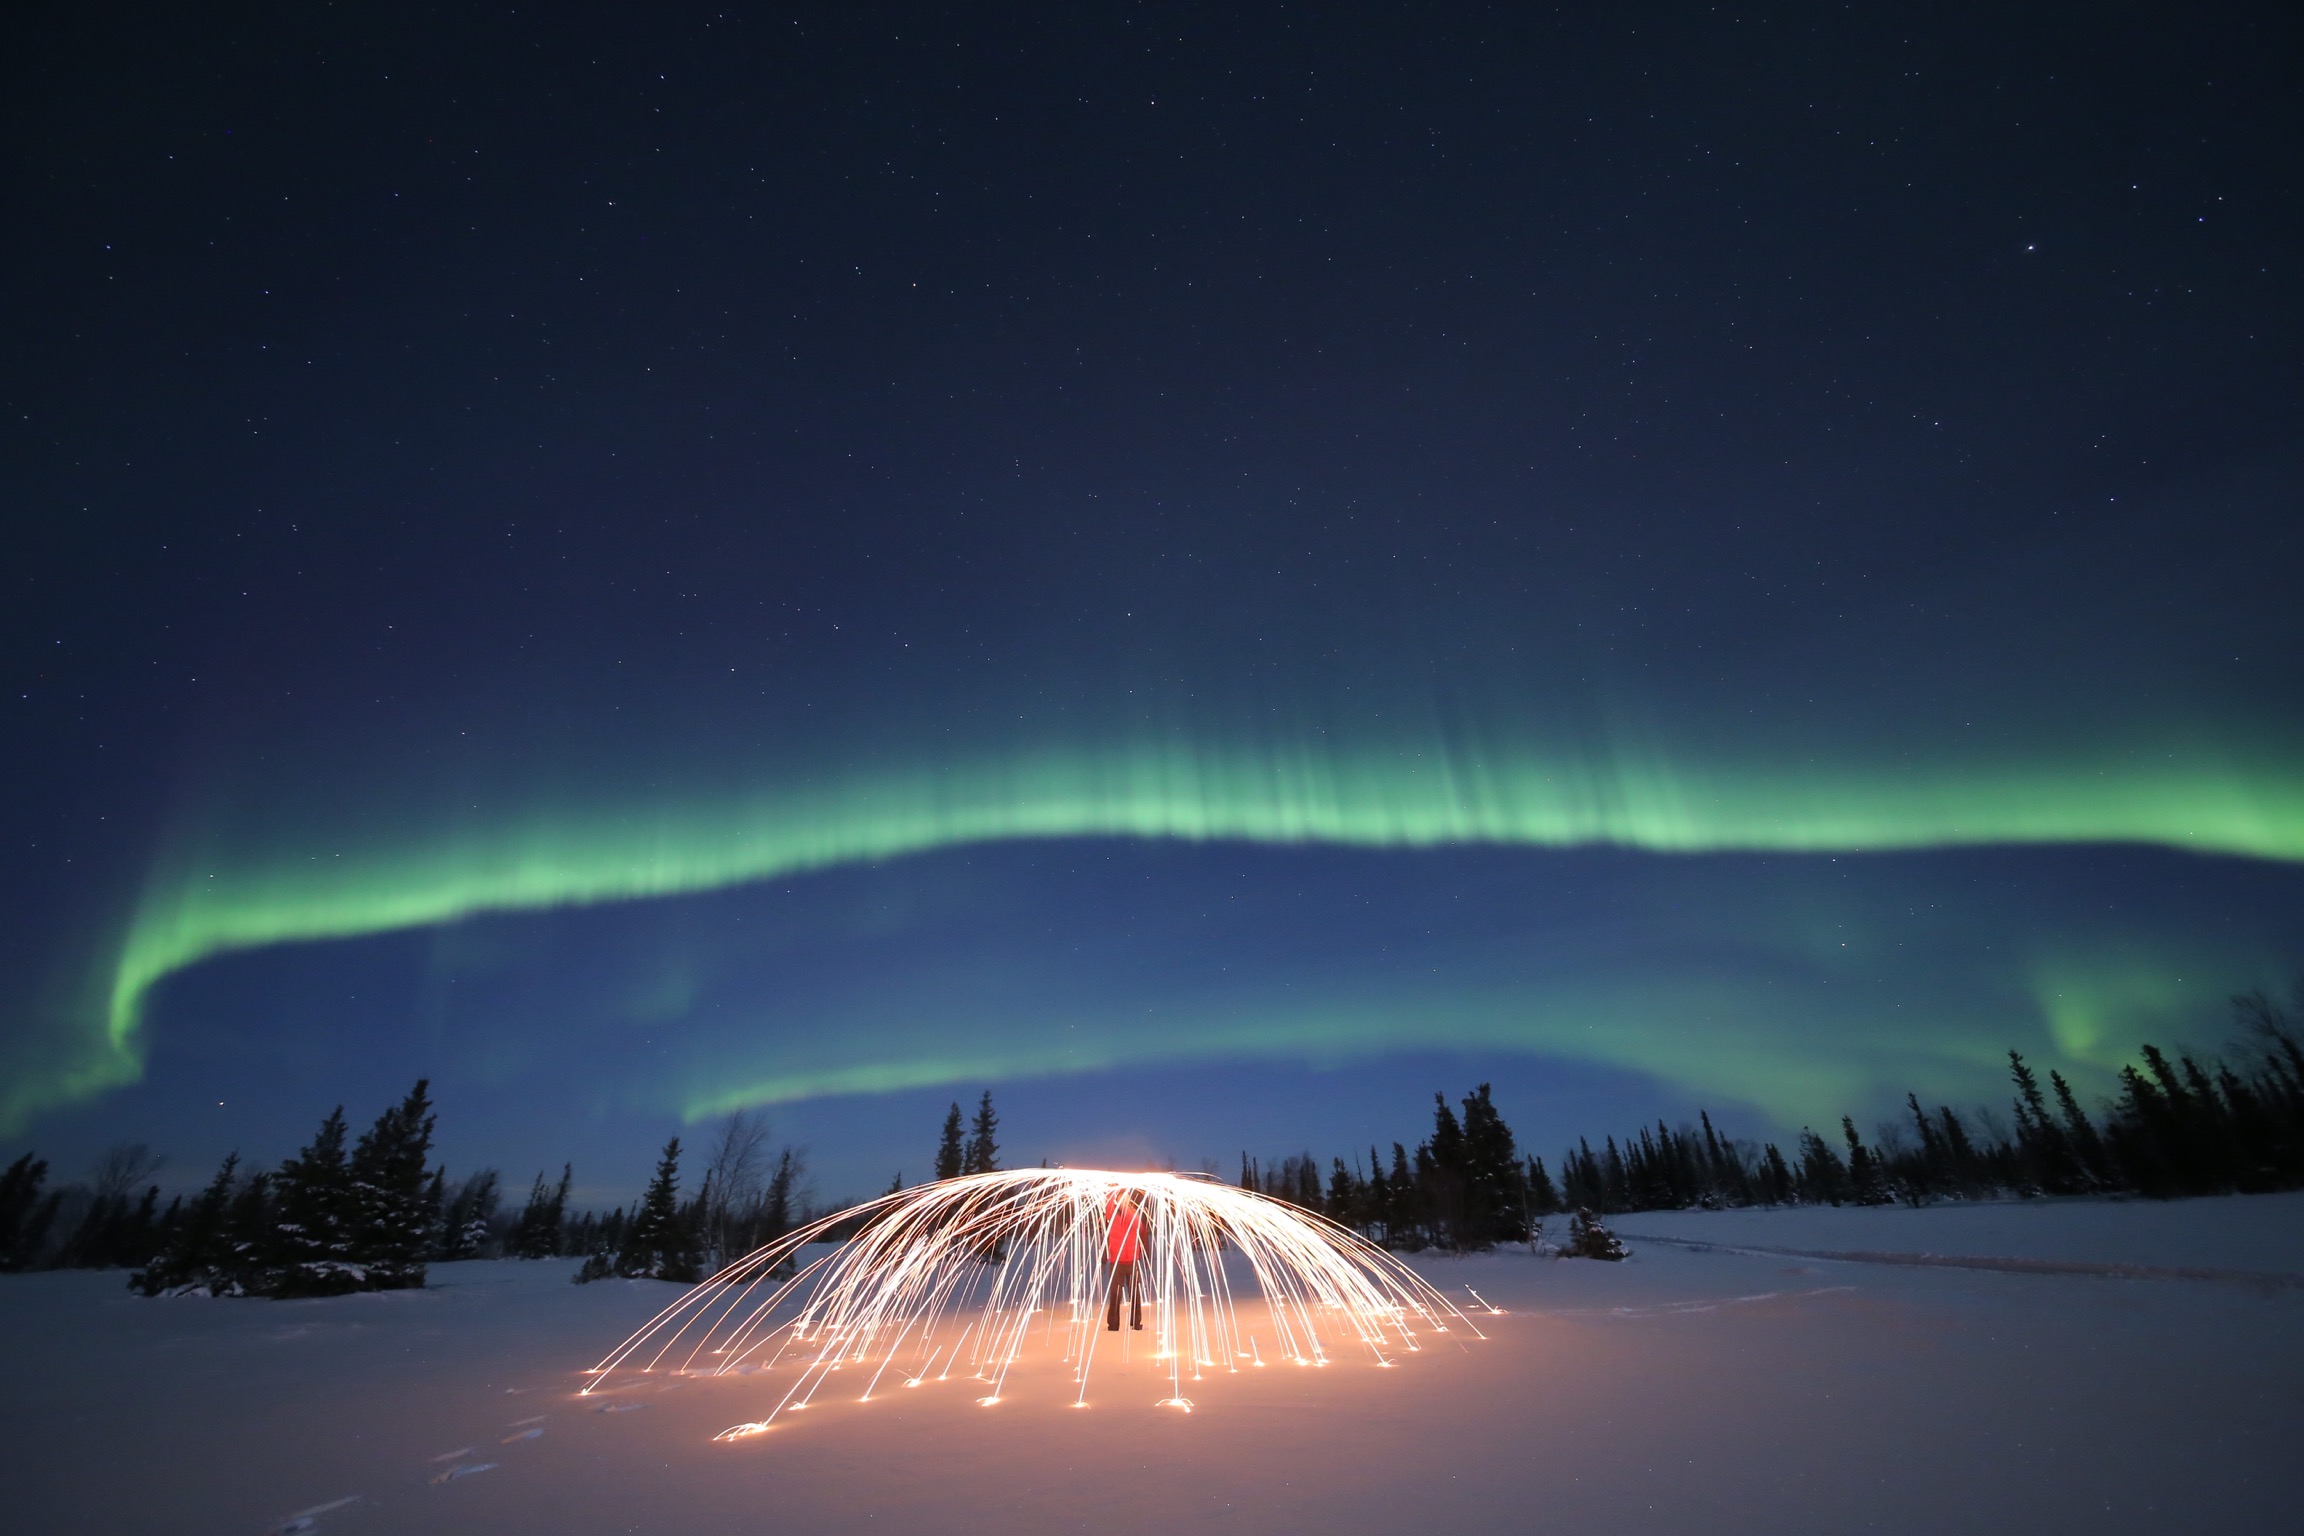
430, 1462, 498, 1485
264, 1494, 360, 1534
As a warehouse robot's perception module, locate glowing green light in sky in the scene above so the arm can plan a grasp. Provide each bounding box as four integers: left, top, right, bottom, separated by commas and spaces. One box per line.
15, 732, 2287, 1132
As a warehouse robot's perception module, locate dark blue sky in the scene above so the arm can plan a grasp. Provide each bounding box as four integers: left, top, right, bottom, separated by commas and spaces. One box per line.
5, 2, 2300, 1205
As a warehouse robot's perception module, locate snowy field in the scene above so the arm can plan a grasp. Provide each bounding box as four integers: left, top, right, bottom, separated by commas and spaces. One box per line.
4, 1194, 2300, 1535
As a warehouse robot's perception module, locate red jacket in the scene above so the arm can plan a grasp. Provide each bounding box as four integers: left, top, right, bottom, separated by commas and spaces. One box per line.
1104, 1192, 1147, 1264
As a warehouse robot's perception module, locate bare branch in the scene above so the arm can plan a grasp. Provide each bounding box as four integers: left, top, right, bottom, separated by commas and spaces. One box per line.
90, 1142, 165, 1203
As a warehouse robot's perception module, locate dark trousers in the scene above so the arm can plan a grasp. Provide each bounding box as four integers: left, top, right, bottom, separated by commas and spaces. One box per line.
1104, 1258, 1142, 1330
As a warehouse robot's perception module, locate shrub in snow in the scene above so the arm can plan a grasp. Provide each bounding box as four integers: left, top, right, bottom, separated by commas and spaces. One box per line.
1561, 1207, 1627, 1262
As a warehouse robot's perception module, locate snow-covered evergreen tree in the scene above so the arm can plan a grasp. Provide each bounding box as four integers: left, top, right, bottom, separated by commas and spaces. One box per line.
272, 1106, 359, 1296
1562, 1207, 1627, 1261
570, 1204, 629, 1283
1422, 1093, 1470, 1248
1458, 1083, 1525, 1246
437, 1169, 501, 1260
612, 1138, 700, 1282
347, 1080, 438, 1290
221, 1171, 275, 1295
132, 1153, 239, 1295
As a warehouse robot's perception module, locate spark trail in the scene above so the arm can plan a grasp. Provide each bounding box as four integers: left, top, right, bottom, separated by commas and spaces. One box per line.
583, 1169, 1477, 1437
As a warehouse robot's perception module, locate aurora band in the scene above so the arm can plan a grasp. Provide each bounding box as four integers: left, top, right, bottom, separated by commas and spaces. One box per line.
20, 735, 2304, 1129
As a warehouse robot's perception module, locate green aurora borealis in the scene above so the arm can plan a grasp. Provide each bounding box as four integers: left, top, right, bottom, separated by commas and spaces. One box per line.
25, 727, 2296, 1135
8, 3, 2303, 1188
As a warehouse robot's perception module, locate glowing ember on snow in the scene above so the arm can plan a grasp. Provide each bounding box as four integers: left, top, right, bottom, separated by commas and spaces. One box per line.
584, 1169, 1479, 1438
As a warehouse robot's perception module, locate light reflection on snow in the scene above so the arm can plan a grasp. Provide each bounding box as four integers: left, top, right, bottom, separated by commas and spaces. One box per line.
583, 1168, 1477, 1439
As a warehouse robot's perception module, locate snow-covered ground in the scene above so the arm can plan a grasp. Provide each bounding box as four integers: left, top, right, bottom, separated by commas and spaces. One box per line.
4, 1193, 2300, 1535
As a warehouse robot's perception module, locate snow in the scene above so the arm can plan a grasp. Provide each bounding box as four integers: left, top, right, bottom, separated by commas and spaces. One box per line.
4, 1193, 2300, 1534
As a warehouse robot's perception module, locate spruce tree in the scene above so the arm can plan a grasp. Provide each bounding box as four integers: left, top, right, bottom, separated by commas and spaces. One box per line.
1760, 1142, 1795, 1204
1387, 1143, 1419, 1246
61, 1185, 160, 1270
0, 1153, 61, 1271
1563, 1139, 1602, 1210
2049, 1071, 2109, 1188
616, 1138, 701, 1282
1936, 1106, 1982, 1194
1327, 1158, 1359, 1227
2009, 1050, 2080, 1191
1600, 1136, 1630, 1212
1365, 1146, 1393, 1236
511, 1165, 572, 1258
934, 1104, 966, 1181
348, 1080, 439, 1290
1699, 1111, 1748, 1206
57, 1192, 126, 1270
1905, 1094, 1944, 1201
512, 1170, 554, 1258
1458, 1084, 1525, 1245
272, 1106, 358, 1296
2112, 1063, 2175, 1192
1842, 1117, 1891, 1205
1428, 1093, 1467, 1171
115, 1186, 162, 1269
1563, 1207, 1627, 1261
962, 1092, 1001, 1175
133, 1153, 239, 1294
761, 1147, 802, 1239
571, 1205, 631, 1283
1525, 1156, 1562, 1216
222, 1171, 275, 1295
678, 1172, 715, 1264
1796, 1128, 1846, 1204
2215, 1062, 2279, 1189
439, 1169, 500, 1260
420, 1168, 447, 1248
1425, 1093, 1470, 1247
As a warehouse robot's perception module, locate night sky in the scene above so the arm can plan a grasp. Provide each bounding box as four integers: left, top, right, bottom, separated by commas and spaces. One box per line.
6, 4, 2300, 1205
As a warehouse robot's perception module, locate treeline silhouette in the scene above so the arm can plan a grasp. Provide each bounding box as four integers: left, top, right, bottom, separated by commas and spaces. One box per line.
0, 1089, 816, 1296
569, 1113, 813, 1286
1238, 984, 2304, 1251
2, 1087, 445, 1293
5, 986, 2301, 1285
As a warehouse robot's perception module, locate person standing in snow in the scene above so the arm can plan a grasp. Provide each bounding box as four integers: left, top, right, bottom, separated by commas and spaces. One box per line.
1103, 1185, 1148, 1331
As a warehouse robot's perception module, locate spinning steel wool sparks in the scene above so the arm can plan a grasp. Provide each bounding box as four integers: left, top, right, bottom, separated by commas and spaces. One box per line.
584, 1169, 1478, 1437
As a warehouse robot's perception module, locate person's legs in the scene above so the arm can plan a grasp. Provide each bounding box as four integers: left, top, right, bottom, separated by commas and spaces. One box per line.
1105, 1260, 1126, 1330
1127, 1260, 1143, 1329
